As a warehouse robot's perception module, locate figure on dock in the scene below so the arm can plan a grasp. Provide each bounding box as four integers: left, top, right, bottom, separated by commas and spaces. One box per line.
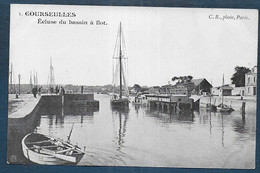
55, 85, 59, 95
60, 86, 65, 95
32, 86, 38, 98
50, 87, 54, 94
38, 86, 42, 96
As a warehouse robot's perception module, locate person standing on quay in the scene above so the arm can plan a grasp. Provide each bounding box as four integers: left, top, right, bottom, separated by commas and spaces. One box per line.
32, 86, 37, 98
60, 86, 65, 95
38, 86, 42, 96
55, 85, 59, 95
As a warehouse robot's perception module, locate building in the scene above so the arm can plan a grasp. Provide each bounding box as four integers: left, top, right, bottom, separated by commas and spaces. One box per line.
231, 86, 245, 96
191, 78, 212, 95
148, 86, 160, 94
245, 66, 257, 96
212, 85, 233, 96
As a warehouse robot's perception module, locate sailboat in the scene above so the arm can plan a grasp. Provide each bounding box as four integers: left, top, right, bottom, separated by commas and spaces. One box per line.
110, 22, 129, 108
206, 95, 217, 112
217, 74, 234, 113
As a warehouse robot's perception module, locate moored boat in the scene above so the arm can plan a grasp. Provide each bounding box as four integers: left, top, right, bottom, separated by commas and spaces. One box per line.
217, 74, 234, 114
110, 22, 130, 108
22, 133, 85, 165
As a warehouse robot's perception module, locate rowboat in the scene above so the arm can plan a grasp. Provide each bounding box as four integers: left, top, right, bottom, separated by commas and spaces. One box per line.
22, 133, 85, 165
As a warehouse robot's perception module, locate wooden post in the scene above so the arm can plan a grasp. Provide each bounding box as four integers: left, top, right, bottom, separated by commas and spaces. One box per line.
177, 102, 180, 114
242, 102, 246, 118
157, 102, 159, 111
167, 103, 170, 114
18, 74, 21, 95
62, 95, 64, 107
81, 86, 83, 94
162, 103, 164, 112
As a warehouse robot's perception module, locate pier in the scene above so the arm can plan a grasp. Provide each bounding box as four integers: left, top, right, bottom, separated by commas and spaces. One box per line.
146, 94, 194, 114
8, 93, 99, 119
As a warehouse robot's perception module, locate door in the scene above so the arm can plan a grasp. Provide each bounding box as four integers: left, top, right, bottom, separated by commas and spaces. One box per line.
253, 87, 256, 95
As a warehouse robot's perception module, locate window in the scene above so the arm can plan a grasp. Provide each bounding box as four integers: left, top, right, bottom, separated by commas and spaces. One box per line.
254, 77, 256, 83
248, 87, 250, 93
248, 77, 250, 83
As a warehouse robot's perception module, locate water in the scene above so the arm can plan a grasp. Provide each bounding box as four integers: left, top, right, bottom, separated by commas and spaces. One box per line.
8, 94, 256, 168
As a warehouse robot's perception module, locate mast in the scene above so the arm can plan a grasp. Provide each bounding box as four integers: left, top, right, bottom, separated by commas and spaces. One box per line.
48, 57, 55, 92
222, 74, 224, 108
30, 71, 32, 91
9, 63, 13, 93
119, 22, 122, 99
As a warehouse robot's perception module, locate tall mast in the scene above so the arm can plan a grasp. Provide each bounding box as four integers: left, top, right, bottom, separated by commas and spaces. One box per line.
30, 71, 32, 91
9, 63, 13, 93
119, 22, 122, 99
48, 57, 55, 91
222, 74, 224, 108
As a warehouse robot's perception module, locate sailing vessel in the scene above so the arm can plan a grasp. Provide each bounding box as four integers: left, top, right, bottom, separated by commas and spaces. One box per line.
206, 95, 217, 112
22, 125, 85, 165
110, 22, 129, 108
217, 74, 234, 113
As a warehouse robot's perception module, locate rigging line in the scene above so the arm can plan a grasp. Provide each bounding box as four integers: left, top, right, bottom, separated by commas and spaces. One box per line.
121, 28, 128, 59
113, 61, 120, 86
112, 25, 121, 59
121, 64, 129, 97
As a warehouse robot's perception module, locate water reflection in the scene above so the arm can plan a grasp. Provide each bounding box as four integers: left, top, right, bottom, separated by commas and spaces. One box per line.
7, 95, 256, 168
111, 107, 129, 151
145, 109, 195, 124
7, 104, 99, 164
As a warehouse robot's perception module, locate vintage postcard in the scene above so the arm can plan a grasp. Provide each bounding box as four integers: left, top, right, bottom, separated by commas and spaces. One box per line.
8, 4, 257, 169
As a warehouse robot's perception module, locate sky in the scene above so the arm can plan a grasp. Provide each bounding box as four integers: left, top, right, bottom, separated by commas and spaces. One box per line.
10, 5, 258, 87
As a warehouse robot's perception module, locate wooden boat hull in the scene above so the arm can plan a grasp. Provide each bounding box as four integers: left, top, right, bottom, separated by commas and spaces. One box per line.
111, 98, 129, 108
206, 104, 217, 112
22, 133, 84, 165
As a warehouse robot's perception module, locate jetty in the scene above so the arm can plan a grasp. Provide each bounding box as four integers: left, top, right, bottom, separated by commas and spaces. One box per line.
146, 94, 194, 114
8, 93, 99, 119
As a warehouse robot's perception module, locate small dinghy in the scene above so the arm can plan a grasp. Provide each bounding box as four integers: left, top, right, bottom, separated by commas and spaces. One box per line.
22, 131, 85, 165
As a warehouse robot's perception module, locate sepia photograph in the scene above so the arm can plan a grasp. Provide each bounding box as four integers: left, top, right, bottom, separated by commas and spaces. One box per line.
7, 4, 257, 169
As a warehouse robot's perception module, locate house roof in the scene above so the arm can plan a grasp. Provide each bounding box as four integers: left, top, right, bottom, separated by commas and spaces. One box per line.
192, 78, 212, 87
161, 84, 172, 88
246, 71, 256, 75
214, 85, 233, 90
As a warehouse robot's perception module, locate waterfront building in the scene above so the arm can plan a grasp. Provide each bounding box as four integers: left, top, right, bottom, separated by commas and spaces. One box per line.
245, 66, 257, 96
148, 86, 160, 94
231, 85, 245, 96
212, 85, 233, 96
191, 78, 212, 95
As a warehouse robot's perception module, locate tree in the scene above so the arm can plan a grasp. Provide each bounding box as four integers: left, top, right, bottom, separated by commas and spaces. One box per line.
231, 66, 251, 87
172, 75, 193, 84
133, 84, 141, 93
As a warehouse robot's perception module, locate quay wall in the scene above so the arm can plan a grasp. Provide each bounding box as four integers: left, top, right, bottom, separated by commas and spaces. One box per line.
200, 96, 257, 113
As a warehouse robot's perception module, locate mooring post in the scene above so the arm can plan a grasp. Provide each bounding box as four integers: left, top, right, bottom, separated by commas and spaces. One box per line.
81, 85, 83, 94
242, 102, 246, 118
62, 95, 64, 107
162, 103, 164, 112
167, 103, 170, 114
177, 102, 180, 114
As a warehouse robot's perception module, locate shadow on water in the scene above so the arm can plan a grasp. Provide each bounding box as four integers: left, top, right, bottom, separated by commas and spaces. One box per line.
7, 104, 99, 165
145, 108, 195, 124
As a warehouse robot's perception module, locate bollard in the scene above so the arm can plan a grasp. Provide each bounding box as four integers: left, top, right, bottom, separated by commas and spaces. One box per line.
242, 102, 246, 118
162, 103, 164, 112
